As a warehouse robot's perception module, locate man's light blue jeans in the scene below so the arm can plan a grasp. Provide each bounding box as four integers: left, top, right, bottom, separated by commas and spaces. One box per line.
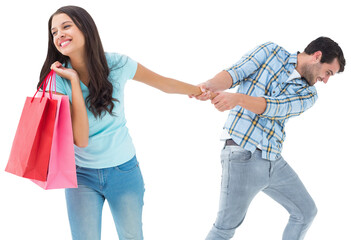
206, 145, 317, 240
65, 156, 144, 240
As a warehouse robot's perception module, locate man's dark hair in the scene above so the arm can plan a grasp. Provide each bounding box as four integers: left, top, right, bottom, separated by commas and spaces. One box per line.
304, 37, 345, 73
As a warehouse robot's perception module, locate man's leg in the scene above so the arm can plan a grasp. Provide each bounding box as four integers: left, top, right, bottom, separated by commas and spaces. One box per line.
206, 147, 271, 240
263, 157, 317, 240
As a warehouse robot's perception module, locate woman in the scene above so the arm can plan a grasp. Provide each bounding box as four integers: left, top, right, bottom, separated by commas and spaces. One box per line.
38, 5, 201, 240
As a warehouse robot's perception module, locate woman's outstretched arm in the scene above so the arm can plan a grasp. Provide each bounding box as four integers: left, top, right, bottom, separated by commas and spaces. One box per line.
133, 63, 202, 96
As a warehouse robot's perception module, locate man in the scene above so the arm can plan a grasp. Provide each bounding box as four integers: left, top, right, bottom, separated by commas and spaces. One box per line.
196, 37, 345, 240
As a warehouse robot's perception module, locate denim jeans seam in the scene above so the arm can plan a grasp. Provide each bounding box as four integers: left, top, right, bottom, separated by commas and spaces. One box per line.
114, 163, 139, 173
226, 150, 231, 195
264, 186, 305, 221
220, 149, 231, 194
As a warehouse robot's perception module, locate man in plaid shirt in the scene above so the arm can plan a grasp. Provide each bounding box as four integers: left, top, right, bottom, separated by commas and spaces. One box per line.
197, 37, 345, 240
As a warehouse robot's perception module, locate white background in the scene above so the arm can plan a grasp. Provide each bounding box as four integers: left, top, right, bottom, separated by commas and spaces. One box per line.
0, 0, 350, 239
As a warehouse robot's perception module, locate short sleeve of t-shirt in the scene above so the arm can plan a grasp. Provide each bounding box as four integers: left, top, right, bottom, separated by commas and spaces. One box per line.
105, 52, 138, 87
44, 52, 138, 101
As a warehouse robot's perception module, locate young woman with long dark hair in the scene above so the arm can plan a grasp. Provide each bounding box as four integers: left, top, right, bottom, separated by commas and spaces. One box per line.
38, 5, 201, 240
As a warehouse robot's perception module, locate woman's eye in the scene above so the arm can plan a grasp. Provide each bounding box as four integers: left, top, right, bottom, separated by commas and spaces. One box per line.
64, 25, 71, 29
52, 31, 57, 36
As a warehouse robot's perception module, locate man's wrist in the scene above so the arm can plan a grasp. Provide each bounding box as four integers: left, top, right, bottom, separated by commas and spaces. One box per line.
235, 93, 244, 107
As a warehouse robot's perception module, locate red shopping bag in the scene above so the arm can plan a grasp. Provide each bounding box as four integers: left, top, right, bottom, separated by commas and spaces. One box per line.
5, 71, 58, 181
32, 90, 77, 189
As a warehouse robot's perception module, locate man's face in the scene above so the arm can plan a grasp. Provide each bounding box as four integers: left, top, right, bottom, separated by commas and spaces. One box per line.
302, 57, 340, 86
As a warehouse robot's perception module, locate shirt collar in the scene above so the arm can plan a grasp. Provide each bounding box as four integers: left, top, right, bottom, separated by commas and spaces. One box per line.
286, 70, 301, 82
286, 51, 305, 83
288, 52, 298, 65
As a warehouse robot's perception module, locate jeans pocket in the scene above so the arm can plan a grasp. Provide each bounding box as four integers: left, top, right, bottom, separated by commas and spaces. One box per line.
115, 156, 139, 173
229, 147, 252, 162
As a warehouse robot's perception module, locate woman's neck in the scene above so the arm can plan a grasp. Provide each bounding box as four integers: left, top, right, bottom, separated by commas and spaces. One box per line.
70, 55, 89, 85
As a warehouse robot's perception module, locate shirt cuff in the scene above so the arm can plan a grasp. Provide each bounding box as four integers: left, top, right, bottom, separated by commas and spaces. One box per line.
259, 96, 275, 118
225, 69, 239, 88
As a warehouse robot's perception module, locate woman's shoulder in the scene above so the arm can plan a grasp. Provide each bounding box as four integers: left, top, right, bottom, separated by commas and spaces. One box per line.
105, 52, 137, 83
105, 52, 137, 73
105, 52, 129, 67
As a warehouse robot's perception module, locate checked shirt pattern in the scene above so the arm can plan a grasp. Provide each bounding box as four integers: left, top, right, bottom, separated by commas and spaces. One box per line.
224, 42, 318, 160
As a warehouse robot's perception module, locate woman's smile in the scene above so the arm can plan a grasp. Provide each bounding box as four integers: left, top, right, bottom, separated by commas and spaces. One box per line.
60, 39, 71, 48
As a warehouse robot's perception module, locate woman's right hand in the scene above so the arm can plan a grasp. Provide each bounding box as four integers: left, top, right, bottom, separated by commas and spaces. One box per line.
51, 61, 89, 148
51, 61, 79, 82
189, 83, 218, 101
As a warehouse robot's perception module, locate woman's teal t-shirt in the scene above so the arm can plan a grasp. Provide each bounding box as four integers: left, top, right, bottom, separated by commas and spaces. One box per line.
51, 53, 138, 168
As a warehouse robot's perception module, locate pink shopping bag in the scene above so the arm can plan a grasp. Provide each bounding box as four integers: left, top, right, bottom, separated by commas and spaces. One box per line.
32, 73, 77, 189
5, 72, 57, 181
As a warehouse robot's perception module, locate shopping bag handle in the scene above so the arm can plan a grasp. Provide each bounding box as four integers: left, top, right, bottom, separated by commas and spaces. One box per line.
47, 71, 57, 97
32, 70, 57, 102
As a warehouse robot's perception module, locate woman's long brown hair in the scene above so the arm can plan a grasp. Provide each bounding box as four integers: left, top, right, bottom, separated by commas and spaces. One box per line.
38, 5, 117, 118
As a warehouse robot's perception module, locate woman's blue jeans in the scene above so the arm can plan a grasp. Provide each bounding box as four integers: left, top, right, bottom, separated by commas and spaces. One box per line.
65, 156, 145, 240
206, 145, 317, 240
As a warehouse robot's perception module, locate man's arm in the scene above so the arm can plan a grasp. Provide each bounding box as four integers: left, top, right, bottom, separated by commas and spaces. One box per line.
202, 71, 233, 93
211, 92, 267, 114
260, 89, 318, 120
211, 87, 318, 120
195, 42, 277, 100
194, 71, 232, 100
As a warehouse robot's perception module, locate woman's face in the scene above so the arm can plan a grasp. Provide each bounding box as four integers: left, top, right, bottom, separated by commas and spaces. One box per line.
51, 13, 85, 58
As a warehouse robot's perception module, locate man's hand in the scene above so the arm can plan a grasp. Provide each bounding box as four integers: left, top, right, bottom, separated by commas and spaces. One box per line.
211, 92, 241, 112
189, 71, 233, 101
189, 83, 212, 101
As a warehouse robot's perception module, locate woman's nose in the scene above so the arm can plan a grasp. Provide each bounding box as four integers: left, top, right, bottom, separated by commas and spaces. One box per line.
57, 30, 65, 38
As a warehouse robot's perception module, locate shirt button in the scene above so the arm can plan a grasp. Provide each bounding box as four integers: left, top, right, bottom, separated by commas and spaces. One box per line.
288, 71, 291, 74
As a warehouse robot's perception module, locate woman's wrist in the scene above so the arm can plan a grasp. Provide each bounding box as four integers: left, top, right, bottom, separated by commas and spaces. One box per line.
70, 76, 80, 85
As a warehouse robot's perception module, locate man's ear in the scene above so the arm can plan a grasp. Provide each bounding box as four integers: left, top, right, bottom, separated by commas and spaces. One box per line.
313, 51, 323, 62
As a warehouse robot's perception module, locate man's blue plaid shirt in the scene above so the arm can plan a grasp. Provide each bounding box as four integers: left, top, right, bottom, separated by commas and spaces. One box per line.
224, 42, 318, 161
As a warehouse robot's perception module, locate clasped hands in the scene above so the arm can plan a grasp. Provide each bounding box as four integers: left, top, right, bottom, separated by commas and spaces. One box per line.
190, 83, 241, 112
